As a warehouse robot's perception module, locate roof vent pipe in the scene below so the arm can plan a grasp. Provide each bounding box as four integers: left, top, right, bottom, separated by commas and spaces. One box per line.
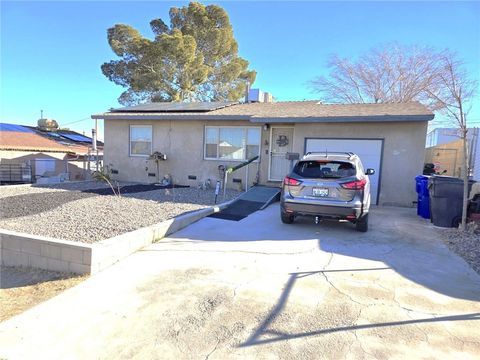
91, 128, 97, 151
244, 82, 251, 103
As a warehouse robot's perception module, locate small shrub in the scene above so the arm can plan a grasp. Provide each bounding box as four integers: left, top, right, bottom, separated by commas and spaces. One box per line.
92, 165, 121, 196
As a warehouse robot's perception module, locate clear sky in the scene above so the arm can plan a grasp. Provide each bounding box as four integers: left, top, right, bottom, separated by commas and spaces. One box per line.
1, 1, 479, 138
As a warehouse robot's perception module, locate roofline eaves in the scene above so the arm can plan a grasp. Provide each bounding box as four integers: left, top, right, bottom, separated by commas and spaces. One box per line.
91, 114, 252, 121
250, 114, 435, 123
0, 146, 76, 153
92, 113, 434, 123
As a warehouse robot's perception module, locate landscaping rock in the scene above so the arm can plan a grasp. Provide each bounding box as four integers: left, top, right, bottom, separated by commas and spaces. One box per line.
0, 183, 240, 243
442, 227, 480, 275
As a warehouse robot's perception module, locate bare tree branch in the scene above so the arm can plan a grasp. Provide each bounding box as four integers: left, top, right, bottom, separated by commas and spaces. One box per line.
424, 51, 478, 231
311, 44, 479, 231
309, 43, 450, 109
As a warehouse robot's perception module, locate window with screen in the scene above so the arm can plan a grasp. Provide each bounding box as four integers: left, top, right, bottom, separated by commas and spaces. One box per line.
130, 125, 152, 156
204, 126, 261, 161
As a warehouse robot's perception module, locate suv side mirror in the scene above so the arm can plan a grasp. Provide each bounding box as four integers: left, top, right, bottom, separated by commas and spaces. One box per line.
366, 168, 375, 175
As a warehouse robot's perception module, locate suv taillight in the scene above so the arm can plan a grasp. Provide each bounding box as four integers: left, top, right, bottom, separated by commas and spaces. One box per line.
284, 176, 302, 186
341, 178, 367, 190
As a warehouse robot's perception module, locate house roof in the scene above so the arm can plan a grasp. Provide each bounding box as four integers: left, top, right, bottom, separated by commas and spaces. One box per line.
92, 101, 434, 123
0, 129, 73, 153
0, 123, 103, 154
0, 123, 35, 133
111, 101, 237, 113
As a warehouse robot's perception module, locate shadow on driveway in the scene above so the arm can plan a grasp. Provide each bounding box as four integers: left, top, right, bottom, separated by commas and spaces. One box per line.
240, 269, 480, 347
239, 268, 480, 347
167, 205, 480, 302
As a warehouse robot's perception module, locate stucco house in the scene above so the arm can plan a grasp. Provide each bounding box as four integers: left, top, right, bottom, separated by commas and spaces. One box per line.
0, 122, 103, 184
92, 101, 434, 207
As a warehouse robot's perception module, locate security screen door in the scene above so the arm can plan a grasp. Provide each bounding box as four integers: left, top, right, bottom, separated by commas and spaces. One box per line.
269, 127, 294, 181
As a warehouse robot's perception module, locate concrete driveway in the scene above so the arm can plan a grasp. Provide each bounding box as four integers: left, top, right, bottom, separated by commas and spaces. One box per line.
1, 204, 479, 359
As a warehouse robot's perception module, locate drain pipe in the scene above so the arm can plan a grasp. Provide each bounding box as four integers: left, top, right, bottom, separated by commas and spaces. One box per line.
245, 163, 249, 192
218, 165, 227, 200
223, 170, 228, 200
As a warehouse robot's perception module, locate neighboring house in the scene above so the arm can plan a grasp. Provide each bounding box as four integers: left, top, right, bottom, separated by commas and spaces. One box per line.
93, 101, 434, 207
425, 127, 475, 148
0, 122, 103, 184
425, 127, 480, 180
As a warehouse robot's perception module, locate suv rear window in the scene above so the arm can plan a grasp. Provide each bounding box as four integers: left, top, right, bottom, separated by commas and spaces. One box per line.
293, 160, 356, 179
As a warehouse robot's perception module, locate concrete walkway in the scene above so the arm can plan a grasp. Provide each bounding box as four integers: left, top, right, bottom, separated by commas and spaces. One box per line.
1, 204, 479, 359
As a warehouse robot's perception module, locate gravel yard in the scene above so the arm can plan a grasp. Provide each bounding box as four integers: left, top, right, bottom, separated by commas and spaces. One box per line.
442, 227, 480, 275
0, 180, 117, 199
0, 182, 240, 243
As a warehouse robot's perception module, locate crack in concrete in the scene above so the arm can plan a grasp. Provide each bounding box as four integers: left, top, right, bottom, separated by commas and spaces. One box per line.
324, 252, 334, 270
439, 320, 480, 348
319, 271, 365, 306
317, 252, 369, 305
345, 336, 354, 360
203, 339, 220, 360
146, 247, 319, 256
350, 308, 375, 359
391, 288, 442, 317
405, 310, 430, 344
233, 276, 257, 299
353, 330, 378, 359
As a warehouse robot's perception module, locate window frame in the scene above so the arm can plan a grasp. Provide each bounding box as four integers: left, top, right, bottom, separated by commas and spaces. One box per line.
204, 125, 261, 162
129, 124, 153, 157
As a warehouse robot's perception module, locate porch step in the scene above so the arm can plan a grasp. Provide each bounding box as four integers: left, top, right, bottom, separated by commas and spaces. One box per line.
209, 186, 281, 221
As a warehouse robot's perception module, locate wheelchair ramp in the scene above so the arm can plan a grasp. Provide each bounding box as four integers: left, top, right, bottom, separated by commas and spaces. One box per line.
209, 186, 281, 221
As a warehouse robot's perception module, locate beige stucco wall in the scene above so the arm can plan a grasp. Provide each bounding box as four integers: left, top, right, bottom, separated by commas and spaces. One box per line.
0, 150, 86, 181
292, 122, 428, 207
0, 150, 67, 162
104, 120, 267, 190
0, 150, 66, 179
104, 119, 428, 206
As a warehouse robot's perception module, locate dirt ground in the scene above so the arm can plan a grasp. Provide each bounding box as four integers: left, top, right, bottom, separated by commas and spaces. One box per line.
0, 266, 86, 322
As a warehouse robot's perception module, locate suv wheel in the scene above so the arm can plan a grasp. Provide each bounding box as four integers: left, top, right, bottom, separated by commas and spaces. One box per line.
355, 214, 368, 232
281, 210, 294, 224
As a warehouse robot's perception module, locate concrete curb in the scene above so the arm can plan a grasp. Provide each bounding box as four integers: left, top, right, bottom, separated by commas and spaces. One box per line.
0, 199, 233, 275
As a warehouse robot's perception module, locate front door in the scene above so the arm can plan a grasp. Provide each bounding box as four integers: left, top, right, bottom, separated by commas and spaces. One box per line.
269, 127, 294, 181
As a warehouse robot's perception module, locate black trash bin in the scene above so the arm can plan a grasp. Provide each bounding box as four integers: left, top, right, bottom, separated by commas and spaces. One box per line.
428, 176, 475, 228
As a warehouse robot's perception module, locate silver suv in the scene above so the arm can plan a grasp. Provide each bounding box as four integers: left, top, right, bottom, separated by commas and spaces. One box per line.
280, 152, 375, 232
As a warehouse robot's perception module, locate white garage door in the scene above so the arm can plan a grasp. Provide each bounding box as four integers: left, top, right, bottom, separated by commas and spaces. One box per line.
305, 138, 383, 204
35, 159, 56, 177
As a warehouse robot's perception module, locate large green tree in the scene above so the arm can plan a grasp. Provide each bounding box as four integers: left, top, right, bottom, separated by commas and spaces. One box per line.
102, 2, 256, 105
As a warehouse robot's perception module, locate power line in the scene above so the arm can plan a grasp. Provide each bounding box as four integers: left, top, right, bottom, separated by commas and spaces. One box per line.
61, 117, 92, 126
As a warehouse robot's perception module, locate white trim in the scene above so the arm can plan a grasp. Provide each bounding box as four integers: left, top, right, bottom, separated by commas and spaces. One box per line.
204, 125, 261, 162
267, 127, 274, 180
268, 126, 295, 181
129, 124, 152, 157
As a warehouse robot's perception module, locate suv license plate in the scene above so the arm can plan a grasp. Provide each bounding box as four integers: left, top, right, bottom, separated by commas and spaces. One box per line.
313, 188, 329, 197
